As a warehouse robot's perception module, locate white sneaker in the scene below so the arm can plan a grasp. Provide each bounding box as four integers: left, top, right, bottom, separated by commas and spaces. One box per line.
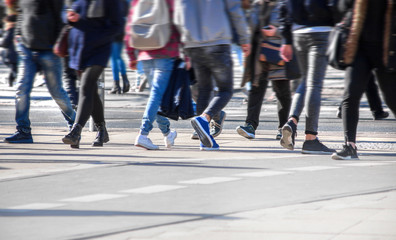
135, 134, 159, 150
164, 130, 177, 148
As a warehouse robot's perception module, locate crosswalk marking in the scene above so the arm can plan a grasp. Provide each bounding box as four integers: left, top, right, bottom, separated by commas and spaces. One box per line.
119, 185, 186, 194
60, 194, 128, 203
179, 177, 241, 185
285, 166, 340, 171
234, 170, 292, 177
339, 162, 392, 167
5, 203, 65, 212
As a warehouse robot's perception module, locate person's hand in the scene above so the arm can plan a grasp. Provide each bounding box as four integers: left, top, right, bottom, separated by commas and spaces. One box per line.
261, 25, 277, 37
129, 60, 137, 70
280, 44, 293, 62
241, 43, 251, 57
14, 35, 21, 44
67, 10, 80, 22
185, 60, 191, 70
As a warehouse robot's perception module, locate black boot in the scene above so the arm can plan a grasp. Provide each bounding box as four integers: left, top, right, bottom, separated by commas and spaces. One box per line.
92, 122, 109, 147
122, 74, 130, 93
62, 124, 83, 148
108, 81, 121, 94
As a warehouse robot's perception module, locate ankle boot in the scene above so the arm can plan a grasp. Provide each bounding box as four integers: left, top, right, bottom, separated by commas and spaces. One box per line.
92, 122, 109, 147
62, 123, 83, 148
108, 81, 121, 94
122, 74, 130, 93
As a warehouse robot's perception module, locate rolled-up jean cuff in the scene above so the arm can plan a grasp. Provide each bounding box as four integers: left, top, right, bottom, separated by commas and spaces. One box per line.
305, 130, 318, 135
290, 115, 299, 122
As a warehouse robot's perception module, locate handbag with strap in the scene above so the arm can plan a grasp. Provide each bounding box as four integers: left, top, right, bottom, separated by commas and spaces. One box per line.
53, 25, 71, 58
326, 11, 352, 70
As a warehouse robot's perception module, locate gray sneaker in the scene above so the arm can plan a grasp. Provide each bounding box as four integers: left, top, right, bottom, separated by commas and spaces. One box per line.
210, 111, 226, 138
236, 123, 255, 139
191, 131, 199, 140
332, 144, 359, 160
302, 138, 336, 154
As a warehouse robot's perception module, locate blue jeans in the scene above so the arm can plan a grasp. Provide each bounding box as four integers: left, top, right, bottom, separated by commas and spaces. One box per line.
15, 44, 75, 131
290, 32, 329, 135
186, 45, 233, 118
110, 41, 127, 81
140, 58, 175, 135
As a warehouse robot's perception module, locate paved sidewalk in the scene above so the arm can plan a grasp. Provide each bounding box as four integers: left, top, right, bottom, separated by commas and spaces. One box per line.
1, 60, 395, 240
96, 190, 396, 240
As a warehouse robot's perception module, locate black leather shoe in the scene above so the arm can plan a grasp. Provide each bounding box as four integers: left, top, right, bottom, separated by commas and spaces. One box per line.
92, 122, 109, 147
372, 111, 389, 120
108, 81, 121, 94
62, 124, 82, 148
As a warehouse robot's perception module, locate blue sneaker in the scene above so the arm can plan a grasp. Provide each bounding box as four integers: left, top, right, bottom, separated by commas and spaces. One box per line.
4, 130, 33, 143
191, 116, 213, 148
200, 139, 219, 151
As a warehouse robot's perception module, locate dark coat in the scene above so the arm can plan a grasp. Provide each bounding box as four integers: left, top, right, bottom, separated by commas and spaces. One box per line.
67, 0, 124, 70
278, 0, 337, 44
16, 0, 63, 50
338, 0, 396, 72
242, 1, 300, 87
159, 59, 195, 121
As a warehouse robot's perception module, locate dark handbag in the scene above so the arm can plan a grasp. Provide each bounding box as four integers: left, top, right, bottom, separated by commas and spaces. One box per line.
259, 41, 285, 66
327, 11, 352, 70
53, 25, 70, 58
326, 23, 350, 70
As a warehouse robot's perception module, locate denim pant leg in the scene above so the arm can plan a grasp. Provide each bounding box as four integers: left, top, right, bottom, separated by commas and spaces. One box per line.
39, 50, 76, 128
292, 32, 329, 135
140, 58, 174, 135
15, 44, 37, 132
187, 45, 233, 118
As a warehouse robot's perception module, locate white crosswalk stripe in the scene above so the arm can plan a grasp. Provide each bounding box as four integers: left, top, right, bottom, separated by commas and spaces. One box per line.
119, 185, 186, 194
179, 177, 241, 185
234, 170, 292, 177
60, 194, 128, 203
5, 203, 66, 212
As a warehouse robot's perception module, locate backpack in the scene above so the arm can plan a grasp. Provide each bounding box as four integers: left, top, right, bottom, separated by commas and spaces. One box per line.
129, 0, 171, 50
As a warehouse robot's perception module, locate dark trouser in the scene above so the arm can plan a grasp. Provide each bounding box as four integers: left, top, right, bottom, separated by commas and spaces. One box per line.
62, 56, 78, 106
186, 45, 233, 119
365, 75, 383, 112
75, 65, 105, 127
246, 62, 291, 130
342, 42, 396, 143
338, 74, 384, 113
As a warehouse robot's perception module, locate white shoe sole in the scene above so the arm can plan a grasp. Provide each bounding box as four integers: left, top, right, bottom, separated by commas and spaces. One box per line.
280, 125, 294, 150
236, 127, 255, 139
191, 118, 213, 148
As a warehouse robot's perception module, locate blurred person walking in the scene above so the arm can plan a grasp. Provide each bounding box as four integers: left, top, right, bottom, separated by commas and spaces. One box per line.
108, 0, 130, 95
4, 0, 76, 144
174, 0, 251, 151
278, 0, 337, 154
237, 0, 299, 141
62, 0, 124, 148
332, 0, 396, 160
125, 0, 181, 150
0, 15, 18, 87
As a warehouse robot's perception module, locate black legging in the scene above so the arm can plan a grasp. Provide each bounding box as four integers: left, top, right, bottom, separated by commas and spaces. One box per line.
342, 42, 396, 143
75, 65, 105, 127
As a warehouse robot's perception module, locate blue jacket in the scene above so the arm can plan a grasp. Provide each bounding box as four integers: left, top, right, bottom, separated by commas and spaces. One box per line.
67, 0, 124, 70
